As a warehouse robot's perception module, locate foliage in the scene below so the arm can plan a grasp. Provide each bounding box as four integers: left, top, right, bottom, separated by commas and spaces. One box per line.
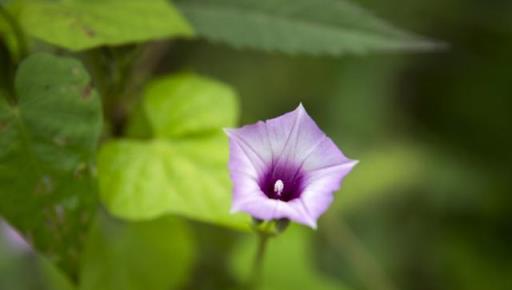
174, 0, 439, 55
18, 0, 193, 50
0, 53, 102, 276
232, 226, 351, 290
79, 213, 196, 290
2, 0, 491, 290
97, 73, 250, 230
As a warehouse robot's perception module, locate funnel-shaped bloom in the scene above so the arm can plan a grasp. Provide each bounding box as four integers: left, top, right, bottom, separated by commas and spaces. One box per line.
225, 104, 357, 228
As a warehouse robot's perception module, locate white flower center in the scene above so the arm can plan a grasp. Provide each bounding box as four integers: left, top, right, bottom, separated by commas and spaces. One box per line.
274, 179, 284, 196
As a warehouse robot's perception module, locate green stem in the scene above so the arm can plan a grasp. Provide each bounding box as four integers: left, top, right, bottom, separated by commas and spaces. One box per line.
250, 231, 270, 289
82, 46, 135, 136
0, 4, 28, 60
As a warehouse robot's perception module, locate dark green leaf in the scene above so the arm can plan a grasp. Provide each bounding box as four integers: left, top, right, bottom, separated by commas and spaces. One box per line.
0, 52, 102, 275
175, 0, 441, 56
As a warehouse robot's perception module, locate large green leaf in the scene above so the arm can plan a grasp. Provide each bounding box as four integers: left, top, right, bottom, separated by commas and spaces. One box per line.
18, 0, 194, 50
98, 73, 250, 231
231, 226, 351, 290
144, 73, 238, 138
79, 213, 196, 290
175, 0, 440, 56
97, 137, 248, 229
0, 53, 102, 274
40, 256, 77, 290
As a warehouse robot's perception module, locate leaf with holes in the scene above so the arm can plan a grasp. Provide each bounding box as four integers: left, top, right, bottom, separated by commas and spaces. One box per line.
175, 0, 441, 55
0, 52, 102, 276
19, 0, 194, 50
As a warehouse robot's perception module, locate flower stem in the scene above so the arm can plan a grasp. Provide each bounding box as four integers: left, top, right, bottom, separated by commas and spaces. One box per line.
250, 231, 271, 289
0, 5, 28, 60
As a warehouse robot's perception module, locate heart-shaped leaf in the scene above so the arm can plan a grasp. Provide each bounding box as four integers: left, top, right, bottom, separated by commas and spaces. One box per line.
98, 73, 250, 231
0, 52, 102, 275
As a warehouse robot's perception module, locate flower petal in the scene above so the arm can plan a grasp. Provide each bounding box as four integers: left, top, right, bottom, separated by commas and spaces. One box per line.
301, 136, 352, 171
286, 199, 319, 228
226, 104, 333, 170
225, 121, 272, 176
0, 220, 31, 251
226, 129, 269, 204
226, 135, 262, 179
266, 104, 325, 165
300, 160, 359, 222
231, 194, 318, 228
226, 104, 358, 229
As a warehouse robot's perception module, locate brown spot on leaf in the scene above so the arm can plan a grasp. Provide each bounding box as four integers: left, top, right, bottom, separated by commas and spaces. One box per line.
81, 83, 93, 100
81, 25, 96, 38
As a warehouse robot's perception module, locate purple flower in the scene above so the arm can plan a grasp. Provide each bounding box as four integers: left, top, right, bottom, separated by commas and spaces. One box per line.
0, 220, 31, 252
225, 104, 357, 229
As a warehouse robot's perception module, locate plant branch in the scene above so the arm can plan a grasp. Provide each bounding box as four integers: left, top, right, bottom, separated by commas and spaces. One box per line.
249, 230, 271, 289
0, 4, 28, 60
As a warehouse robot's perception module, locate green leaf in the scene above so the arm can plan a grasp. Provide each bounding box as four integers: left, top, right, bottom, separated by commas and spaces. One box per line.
98, 136, 249, 230
0, 221, 76, 290
19, 0, 194, 51
0, 52, 102, 274
231, 226, 351, 290
175, 0, 441, 56
79, 213, 196, 290
145, 73, 238, 138
98, 73, 250, 231
39, 256, 77, 290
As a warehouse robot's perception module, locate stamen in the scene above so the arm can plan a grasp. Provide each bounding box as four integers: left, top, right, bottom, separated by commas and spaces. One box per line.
274, 179, 284, 196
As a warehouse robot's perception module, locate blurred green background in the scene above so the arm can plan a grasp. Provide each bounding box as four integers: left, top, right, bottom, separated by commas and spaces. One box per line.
166, 0, 512, 289
1, 0, 511, 290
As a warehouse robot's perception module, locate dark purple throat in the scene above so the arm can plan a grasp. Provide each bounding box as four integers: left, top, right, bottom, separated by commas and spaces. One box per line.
258, 163, 305, 202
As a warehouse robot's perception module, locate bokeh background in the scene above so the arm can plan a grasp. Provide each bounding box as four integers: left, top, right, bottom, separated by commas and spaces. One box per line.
1, 0, 511, 290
